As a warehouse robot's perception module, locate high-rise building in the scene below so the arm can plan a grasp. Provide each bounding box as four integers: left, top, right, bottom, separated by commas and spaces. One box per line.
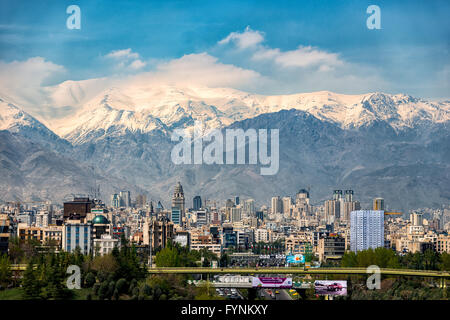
342, 201, 361, 222
193, 196, 202, 211
234, 196, 240, 206
231, 207, 242, 223
294, 189, 311, 218
326, 190, 360, 223
271, 196, 282, 214
143, 215, 174, 249
110, 194, 120, 208
344, 190, 353, 202
318, 235, 346, 262
342, 190, 360, 223
282, 197, 292, 216
333, 190, 343, 201
64, 197, 95, 222
373, 198, 385, 211
410, 212, 424, 226
350, 210, 384, 252
243, 199, 255, 217
120, 191, 131, 207
0, 214, 11, 255
136, 194, 147, 208
325, 200, 340, 222
171, 207, 182, 225
62, 221, 92, 254
196, 210, 208, 227
172, 182, 185, 218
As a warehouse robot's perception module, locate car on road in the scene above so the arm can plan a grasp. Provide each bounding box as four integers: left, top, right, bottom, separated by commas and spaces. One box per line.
326, 283, 343, 291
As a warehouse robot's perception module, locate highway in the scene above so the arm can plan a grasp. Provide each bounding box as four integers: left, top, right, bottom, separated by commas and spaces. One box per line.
260, 289, 293, 300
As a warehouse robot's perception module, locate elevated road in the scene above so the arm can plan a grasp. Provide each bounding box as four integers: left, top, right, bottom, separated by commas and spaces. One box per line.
145, 267, 450, 278
10, 265, 450, 278
144, 267, 450, 278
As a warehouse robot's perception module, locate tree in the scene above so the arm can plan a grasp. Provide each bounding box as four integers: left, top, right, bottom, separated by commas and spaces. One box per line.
0, 254, 12, 289
98, 282, 109, 300
115, 278, 127, 294
155, 247, 180, 267
46, 265, 70, 299
8, 237, 24, 264
439, 252, 450, 271
92, 254, 119, 275
84, 272, 96, 288
423, 249, 439, 270
219, 253, 230, 267
22, 261, 40, 299
341, 251, 357, 267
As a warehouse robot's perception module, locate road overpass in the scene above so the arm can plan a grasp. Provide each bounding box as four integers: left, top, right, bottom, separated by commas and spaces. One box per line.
143, 267, 450, 279
10, 265, 450, 279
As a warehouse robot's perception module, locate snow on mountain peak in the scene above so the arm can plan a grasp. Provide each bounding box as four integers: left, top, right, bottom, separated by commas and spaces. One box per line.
46, 84, 449, 143
0, 97, 46, 132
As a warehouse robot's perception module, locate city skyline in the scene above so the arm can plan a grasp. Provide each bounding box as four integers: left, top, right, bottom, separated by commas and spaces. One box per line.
0, 0, 448, 304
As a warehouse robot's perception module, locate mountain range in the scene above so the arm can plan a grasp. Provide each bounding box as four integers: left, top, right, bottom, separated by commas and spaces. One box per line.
0, 84, 449, 212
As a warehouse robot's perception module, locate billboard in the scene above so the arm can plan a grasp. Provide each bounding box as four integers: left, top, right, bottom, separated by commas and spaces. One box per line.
314, 280, 347, 296
286, 254, 305, 264
252, 277, 292, 288
216, 275, 252, 283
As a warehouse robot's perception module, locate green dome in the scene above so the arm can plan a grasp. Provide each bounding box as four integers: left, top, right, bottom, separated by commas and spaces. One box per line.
92, 215, 109, 224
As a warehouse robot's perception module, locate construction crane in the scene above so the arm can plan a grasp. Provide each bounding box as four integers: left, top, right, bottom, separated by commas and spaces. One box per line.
384, 211, 402, 216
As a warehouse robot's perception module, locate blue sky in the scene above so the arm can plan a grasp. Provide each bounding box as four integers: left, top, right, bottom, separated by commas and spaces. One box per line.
0, 0, 449, 104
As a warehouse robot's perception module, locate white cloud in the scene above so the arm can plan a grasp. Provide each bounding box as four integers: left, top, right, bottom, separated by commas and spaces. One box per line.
105, 48, 139, 60
0, 57, 65, 111
220, 27, 344, 71
261, 45, 343, 69
129, 59, 147, 70
104, 48, 146, 71
218, 26, 264, 49
0, 28, 396, 122
145, 52, 265, 88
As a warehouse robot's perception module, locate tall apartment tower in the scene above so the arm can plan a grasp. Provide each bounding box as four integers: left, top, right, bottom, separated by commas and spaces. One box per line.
350, 210, 385, 252
171, 182, 185, 218
410, 212, 424, 226
136, 194, 147, 208
193, 196, 202, 211
325, 199, 340, 221
341, 190, 360, 223
271, 196, 282, 214
282, 197, 292, 216
333, 190, 343, 201
120, 191, 131, 207
344, 190, 353, 202
295, 189, 311, 217
243, 199, 255, 217
110, 194, 120, 208
373, 198, 385, 211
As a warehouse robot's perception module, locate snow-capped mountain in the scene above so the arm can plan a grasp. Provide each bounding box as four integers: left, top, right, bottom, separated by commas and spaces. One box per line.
0, 97, 71, 152
51, 85, 449, 145
0, 85, 448, 210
